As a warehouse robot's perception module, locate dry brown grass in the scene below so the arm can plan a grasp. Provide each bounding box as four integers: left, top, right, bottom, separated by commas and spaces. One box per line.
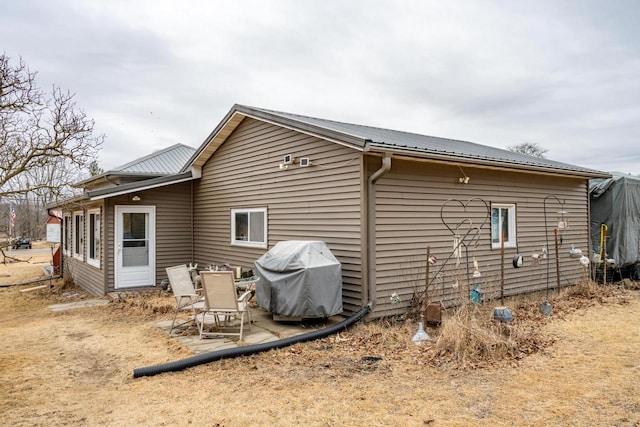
426, 303, 550, 369
0, 261, 639, 426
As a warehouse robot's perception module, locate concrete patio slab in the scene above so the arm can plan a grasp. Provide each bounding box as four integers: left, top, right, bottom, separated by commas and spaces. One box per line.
154, 307, 343, 354
48, 299, 110, 312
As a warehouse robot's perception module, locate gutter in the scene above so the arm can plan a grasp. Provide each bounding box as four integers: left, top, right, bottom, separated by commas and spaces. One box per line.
366, 144, 610, 180
366, 154, 392, 311
105, 175, 119, 186
87, 173, 194, 201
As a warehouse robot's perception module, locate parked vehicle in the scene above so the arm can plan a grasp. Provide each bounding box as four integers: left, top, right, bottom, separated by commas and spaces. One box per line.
13, 238, 32, 249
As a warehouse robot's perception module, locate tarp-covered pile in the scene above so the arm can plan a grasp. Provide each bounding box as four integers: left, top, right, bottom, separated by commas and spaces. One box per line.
590, 172, 640, 267
254, 240, 343, 318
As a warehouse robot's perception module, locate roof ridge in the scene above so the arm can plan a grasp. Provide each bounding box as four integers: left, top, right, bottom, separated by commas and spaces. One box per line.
245, 105, 493, 146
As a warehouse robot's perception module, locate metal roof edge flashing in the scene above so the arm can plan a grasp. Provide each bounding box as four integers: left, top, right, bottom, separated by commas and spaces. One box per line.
365, 144, 609, 179
87, 172, 194, 201
238, 106, 367, 151
179, 108, 247, 173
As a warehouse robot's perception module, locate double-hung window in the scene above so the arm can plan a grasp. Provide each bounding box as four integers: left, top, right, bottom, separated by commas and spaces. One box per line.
491, 203, 517, 249
231, 208, 267, 248
63, 214, 72, 256
87, 208, 101, 268
73, 211, 85, 260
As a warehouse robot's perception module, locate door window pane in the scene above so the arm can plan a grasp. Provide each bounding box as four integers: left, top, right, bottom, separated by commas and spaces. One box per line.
122, 212, 148, 266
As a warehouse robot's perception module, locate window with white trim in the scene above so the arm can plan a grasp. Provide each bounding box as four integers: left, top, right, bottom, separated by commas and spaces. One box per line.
73, 211, 85, 260
491, 203, 517, 249
87, 208, 101, 268
231, 208, 267, 248
63, 214, 72, 256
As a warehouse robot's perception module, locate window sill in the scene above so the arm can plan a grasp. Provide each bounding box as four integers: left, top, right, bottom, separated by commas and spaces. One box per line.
492, 243, 517, 250
231, 241, 267, 249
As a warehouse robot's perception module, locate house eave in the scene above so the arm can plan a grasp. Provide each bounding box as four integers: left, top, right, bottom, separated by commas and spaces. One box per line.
75, 172, 166, 188
182, 104, 367, 174
46, 194, 90, 210
87, 172, 194, 201
237, 105, 367, 151
365, 143, 611, 180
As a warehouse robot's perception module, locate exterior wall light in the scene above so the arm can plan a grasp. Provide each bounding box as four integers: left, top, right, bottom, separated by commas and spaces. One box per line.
458, 166, 470, 184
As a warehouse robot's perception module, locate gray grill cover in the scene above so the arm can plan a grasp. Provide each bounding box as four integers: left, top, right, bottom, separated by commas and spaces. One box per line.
254, 241, 343, 318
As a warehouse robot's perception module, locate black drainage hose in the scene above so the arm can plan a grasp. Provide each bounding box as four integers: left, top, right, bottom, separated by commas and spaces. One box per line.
133, 304, 371, 378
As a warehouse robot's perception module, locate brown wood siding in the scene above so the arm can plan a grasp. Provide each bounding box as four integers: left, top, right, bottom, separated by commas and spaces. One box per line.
61, 201, 106, 296
63, 255, 104, 296
372, 159, 590, 317
193, 118, 364, 313
104, 181, 193, 292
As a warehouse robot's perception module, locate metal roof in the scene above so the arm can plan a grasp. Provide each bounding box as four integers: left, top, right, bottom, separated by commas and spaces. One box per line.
185, 105, 608, 178
112, 143, 195, 174
76, 143, 196, 188
234, 105, 608, 178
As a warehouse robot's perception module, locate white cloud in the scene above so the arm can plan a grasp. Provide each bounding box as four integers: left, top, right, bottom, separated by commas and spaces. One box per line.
1, 0, 638, 174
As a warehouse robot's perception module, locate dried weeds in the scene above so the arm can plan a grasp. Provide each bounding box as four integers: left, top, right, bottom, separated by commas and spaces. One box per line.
1, 271, 638, 426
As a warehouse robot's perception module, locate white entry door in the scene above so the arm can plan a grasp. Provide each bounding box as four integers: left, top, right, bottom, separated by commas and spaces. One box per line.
115, 205, 156, 289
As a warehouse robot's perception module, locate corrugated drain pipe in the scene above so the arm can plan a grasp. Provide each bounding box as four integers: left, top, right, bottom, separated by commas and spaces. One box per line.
133, 304, 371, 378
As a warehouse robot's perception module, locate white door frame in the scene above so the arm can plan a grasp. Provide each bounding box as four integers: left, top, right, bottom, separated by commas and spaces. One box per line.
114, 205, 156, 289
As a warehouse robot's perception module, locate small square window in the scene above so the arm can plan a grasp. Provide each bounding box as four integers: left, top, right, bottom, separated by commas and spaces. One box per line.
231, 208, 267, 248
491, 204, 517, 249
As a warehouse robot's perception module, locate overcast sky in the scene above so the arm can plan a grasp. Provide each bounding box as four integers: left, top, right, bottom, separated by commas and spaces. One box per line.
2, 0, 638, 174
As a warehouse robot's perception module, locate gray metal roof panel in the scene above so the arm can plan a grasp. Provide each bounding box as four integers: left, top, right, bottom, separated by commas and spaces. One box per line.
114, 143, 196, 174
241, 106, 607, 177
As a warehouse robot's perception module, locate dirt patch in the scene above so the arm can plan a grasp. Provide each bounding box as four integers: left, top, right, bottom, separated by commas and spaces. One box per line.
0, 276, 638, 426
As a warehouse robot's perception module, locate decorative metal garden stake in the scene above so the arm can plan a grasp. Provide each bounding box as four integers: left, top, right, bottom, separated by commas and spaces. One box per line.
541, 195, 567, 316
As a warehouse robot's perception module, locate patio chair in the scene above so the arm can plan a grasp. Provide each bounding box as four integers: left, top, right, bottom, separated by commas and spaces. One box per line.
197, 270, 253, 341
167, 264, 203, 334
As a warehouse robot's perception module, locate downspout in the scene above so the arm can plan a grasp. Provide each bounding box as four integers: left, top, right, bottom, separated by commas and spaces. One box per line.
366, 154, 392, 311
190, 180, 195, 261
104, 174, 119, 186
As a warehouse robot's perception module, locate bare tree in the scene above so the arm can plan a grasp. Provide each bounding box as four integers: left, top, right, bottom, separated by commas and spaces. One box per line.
1, 54, 103, 247
1, 54, 103, 201
507, 142, 548, 158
